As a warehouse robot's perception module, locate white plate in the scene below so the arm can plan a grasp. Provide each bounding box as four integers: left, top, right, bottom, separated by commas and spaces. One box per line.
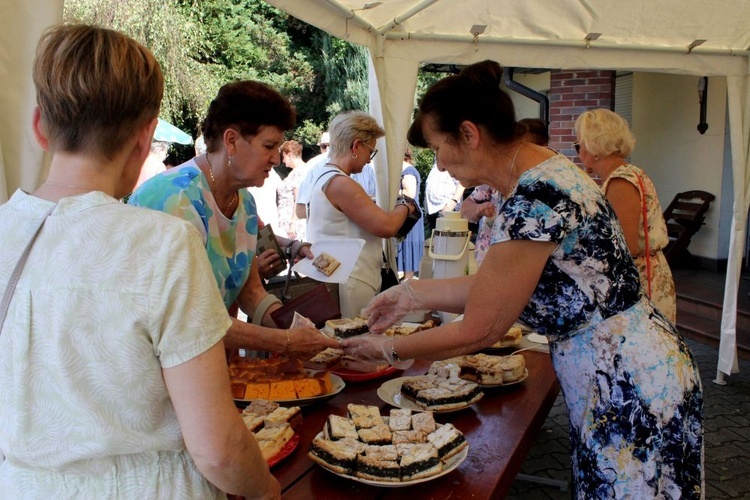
377, 377, 483, 413
234, 373, 345, 408
311, 423, 469, 487
526, 333, 549, 345
291, 239, 365, 283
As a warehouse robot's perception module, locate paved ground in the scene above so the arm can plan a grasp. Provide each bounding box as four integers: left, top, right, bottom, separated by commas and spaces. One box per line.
507, 338, 750, 499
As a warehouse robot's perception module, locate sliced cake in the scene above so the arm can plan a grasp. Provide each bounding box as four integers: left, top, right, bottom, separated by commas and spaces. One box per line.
347, 404, 384, 429
324, 414, 358, 441
498, 354, 526, 383
411, 412, 436, 434
388, 408, 413, 431
427, 423, 468, 460
355, 454, 401, 482
357, 424, 392, 445
397, 442, 442, 480
326, 317, 369, 338
308, 436, 364, 475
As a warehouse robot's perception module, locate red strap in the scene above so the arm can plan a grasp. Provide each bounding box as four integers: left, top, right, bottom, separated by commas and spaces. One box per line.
634, 172, 652, 298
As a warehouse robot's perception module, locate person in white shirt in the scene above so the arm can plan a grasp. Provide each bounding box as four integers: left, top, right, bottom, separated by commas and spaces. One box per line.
424, 162, 464, 230
0, 23, 280, 499
306, 111, 416, 317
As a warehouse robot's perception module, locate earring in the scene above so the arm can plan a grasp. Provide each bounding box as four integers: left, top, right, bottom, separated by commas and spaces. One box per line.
228, 156, 233, 169
594, 154, 600, 161
352, 152, 358, 159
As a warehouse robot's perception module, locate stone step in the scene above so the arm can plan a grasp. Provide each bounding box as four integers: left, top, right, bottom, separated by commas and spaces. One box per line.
676, 293, 750, 331
676, 299, 750, 360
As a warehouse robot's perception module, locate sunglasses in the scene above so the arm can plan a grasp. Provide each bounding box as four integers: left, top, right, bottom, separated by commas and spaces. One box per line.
361, 142, 378, 161
573, 142, 581, 153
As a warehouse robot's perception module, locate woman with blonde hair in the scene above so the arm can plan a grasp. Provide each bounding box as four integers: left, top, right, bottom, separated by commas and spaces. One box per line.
575, 108, 676, 322
306, 111, 417, 317
0, 24, 278, 498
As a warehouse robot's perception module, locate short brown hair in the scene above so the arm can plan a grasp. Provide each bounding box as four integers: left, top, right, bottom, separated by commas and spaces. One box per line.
201, 81, 296, 152
280, 140, 303, 158
33, 24, 163, 160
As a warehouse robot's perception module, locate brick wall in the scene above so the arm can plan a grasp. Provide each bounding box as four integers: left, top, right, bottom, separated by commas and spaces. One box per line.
548, 70, 615, 166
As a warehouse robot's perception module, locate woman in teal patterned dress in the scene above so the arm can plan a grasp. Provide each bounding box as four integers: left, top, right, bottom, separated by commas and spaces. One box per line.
344, 60, 703, 498
129, 82, 338, 358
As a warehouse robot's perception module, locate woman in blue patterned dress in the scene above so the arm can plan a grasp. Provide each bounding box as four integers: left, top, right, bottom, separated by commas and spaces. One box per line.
344, 60, 703, 498
129, 81, 338, 358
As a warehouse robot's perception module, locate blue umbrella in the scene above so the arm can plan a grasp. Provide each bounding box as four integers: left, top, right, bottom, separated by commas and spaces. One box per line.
154, 118, 193, 145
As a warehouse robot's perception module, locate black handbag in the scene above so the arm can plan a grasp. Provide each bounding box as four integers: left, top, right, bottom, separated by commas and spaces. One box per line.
380, 252, 399, 292
395, 195, 422, 239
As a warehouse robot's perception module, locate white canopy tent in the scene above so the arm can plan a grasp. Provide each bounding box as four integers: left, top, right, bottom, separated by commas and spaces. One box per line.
262, 0, 750, 381
1, 0, 749, 378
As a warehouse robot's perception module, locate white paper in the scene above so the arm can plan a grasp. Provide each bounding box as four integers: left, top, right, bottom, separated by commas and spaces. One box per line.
291, 239, 365, 283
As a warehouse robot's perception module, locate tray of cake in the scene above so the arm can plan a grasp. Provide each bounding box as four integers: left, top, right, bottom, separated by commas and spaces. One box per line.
240, 399, 302, 466
308, 404, 468, 486
228, 356, 345, 407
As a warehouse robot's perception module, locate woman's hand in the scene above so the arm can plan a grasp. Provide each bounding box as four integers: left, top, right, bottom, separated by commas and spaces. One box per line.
363, 282, 425, 334
341, 334, 414, 369
286, 326, 340, 359
256, 248, 283, 280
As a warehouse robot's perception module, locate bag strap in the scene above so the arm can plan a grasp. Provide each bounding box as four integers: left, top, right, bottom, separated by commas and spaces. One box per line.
634, 172, 652, 298
0, 205, 56, 332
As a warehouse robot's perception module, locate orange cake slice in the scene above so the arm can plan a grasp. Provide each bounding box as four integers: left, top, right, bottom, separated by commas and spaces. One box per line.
295, 378, 326, 398
244, 381, 270, 400
268, 379, 298, 400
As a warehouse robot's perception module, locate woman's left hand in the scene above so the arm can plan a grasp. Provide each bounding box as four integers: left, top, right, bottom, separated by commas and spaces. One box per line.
256, 249, 283, 280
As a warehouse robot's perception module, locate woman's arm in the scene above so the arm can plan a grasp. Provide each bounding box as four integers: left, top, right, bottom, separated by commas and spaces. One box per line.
325, 175, 409, 237
236, 257, 280, 327
228, 260, 339, 357
605, 178, 641, 255
400, 174, 418, 199
393, 239, 555, 360
163, 341, 280, 499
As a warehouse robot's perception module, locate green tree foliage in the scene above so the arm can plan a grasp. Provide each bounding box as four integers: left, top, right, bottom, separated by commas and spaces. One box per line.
64, 0, 445, 171
64, 0, 220, 138
64, 0, 370, 160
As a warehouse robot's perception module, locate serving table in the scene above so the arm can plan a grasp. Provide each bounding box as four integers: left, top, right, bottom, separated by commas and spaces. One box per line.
267, 350, 560, 499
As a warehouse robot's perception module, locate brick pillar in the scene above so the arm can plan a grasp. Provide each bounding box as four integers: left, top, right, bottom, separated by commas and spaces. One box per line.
547, 70, 615, 167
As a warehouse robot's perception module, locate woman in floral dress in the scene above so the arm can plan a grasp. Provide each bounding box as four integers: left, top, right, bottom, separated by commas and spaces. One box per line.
575, 109, 676, 322
345, 60, 703, 498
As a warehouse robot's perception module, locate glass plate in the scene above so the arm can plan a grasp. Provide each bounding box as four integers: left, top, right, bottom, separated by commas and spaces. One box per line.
377, 377, 483, 413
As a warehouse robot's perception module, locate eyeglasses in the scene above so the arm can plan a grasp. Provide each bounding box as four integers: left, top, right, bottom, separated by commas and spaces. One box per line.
319, 144, 329, 151
573, 142, 581, 153
361, 142, 378, 161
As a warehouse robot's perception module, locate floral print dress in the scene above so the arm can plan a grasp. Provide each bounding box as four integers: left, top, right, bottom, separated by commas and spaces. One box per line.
601, 164, 677, 323
491, 155, 703, 498
129, 160, 259, 308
